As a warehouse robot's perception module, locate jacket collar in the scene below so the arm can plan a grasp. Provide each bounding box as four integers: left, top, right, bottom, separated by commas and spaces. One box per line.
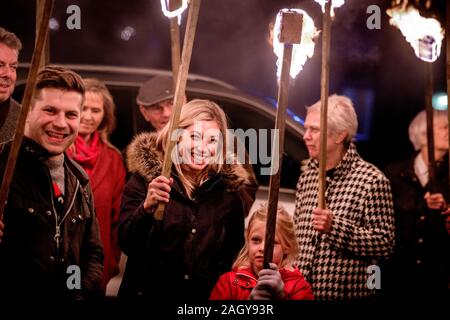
22, 137, 55, 160
400, 152, 449, 184
22, 137, 89, 187
234, 268, 258, 288
126, 132, 252, 191
307, 142, 359, 179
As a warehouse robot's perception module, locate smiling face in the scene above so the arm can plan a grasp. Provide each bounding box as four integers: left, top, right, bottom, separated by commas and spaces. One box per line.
0, 43, 18, 103
25, 88, 82, 159
178, 120, 222, 175
247, 220, 284, 275
79, 91, 105, 141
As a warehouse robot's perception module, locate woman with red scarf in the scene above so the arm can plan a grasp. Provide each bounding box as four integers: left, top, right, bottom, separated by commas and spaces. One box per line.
68, 78, 126, 292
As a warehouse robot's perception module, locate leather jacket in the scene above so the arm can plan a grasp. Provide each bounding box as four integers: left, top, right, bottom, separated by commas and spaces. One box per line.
0, 138, 104, 302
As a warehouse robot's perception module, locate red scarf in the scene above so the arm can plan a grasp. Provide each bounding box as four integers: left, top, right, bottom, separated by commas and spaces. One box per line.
69, 131, 101, 177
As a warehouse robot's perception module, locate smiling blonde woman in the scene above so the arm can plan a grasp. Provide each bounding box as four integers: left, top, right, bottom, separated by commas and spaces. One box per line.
119, 99, 258, 301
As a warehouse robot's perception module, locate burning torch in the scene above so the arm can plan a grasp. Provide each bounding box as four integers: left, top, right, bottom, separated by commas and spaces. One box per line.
387, 0, 444, 193
314, 0, 345, 210
160, 0, 188, 90
155, 0, 201, 220
264, 8, 317, 268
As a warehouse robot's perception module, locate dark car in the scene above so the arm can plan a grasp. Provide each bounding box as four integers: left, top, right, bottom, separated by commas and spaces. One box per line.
15, 63, 308, 193
15, 64, 308, 295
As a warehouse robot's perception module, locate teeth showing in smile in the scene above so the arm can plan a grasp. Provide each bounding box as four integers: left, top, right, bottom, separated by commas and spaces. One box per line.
191, 151, 209, 164
192, 155, 205, 163
47, 132, 65, 139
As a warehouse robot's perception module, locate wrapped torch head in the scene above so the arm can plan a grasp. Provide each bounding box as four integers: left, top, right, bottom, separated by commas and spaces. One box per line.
417, 35, 438, 62
278, 11, 303, 44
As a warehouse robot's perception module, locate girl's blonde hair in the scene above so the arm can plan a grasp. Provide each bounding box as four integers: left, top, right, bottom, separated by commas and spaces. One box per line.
232, 204, 298, 270
156, 99, 228, 198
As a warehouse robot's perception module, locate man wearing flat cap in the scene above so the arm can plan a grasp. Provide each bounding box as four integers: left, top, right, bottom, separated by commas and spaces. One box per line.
136, 75, 174, 132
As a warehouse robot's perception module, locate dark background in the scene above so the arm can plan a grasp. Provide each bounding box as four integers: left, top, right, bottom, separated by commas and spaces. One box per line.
1, 0, 447, 170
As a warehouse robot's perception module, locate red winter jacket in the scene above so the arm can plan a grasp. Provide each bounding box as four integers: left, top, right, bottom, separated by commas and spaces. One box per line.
90, 142, 126, 290
70, 140, 126, 290
209, 267, 314, 300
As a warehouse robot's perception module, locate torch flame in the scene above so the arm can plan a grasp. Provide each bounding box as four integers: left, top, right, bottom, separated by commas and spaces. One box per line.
387, 5, 444, 62
273, 9, 318, 80
160, 0, 188, 25
314, 0, 345, 17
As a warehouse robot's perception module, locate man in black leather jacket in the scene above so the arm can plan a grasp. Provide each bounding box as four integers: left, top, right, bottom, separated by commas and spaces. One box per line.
0, 66, 104, 303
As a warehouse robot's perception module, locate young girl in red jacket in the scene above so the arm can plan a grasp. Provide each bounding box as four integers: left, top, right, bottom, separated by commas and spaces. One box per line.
209, 204, 314, 300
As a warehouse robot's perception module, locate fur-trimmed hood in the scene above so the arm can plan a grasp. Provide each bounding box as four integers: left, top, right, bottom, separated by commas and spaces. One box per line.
126, 132, 256, 192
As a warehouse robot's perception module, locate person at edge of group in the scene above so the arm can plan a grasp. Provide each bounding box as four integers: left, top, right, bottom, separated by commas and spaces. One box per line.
209, 204, 314, 300
294, 94, 395, 300
67, 78, 126, 292
384, 109, 450, 301
118, 99, 258, 301
0, 27, 21, 147
136, 75, 175, 133
0, 26, 22, 242
0, 66, 104, 302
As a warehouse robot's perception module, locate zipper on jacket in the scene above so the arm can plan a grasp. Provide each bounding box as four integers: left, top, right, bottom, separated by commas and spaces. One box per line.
53, 180, 79, 256
45, 168, 79, 259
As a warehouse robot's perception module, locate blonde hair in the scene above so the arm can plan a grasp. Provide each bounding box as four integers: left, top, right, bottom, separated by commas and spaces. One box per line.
307, 94, 358, 147
232, 204, 298, 270
409, 109, 448, 151
156, 99, 228, 198
83, 78, 117, 144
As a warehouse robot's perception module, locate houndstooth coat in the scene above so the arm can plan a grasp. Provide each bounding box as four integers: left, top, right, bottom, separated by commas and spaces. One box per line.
294, 143, 395, 299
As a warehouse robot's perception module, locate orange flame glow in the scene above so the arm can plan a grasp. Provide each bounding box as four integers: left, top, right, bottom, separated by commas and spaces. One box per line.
387, 5, 444, 62
273, 9, 318, 79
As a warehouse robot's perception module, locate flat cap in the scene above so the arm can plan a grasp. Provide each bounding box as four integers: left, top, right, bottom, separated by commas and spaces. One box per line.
136, 75, 174, 106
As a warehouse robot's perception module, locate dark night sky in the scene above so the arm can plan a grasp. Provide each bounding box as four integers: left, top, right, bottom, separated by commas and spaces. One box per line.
1, 0, 447, 169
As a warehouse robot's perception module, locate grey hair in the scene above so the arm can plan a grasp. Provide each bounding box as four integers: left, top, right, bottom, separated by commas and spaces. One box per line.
408, 109, 448, 151
0, 27, 22, 52
307, 94, 358, 146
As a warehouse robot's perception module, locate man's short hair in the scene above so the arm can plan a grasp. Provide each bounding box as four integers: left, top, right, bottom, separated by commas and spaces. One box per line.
0, 27, 22, 52
136, 75, 174, 107
33, 65, 85, 105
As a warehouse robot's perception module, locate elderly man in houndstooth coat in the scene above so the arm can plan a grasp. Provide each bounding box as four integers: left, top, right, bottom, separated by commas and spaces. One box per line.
294, 95, 395, 300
